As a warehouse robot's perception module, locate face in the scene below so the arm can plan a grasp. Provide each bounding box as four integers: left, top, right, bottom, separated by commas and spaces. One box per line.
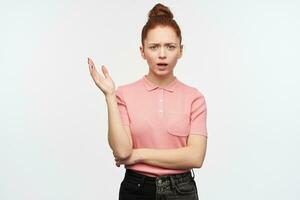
140, 26, 183, 78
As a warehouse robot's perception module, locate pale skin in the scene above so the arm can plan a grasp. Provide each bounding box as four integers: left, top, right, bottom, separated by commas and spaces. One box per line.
88, 25, 207, 169
88, 58, 133, 160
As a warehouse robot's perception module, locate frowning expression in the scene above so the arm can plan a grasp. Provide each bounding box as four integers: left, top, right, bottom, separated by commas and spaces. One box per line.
140, 26, 183, 77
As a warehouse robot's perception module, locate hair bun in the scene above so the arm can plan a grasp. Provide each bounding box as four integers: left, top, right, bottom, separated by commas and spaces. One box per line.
148, 3, 173, 19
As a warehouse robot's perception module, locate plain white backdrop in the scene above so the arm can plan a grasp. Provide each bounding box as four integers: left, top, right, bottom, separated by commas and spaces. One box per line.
1, 0, 299, 199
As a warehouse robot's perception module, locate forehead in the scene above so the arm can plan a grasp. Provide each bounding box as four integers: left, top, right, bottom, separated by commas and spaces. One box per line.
144, 26, 179, 44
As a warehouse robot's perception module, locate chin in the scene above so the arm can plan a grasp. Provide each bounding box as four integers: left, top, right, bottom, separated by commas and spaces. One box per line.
154, 71, 171, 77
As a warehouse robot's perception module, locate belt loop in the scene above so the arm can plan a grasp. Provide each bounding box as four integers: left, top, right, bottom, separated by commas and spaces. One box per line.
170, 176, 176, 189
191, 169, 195, 179
140, 175, 145, 189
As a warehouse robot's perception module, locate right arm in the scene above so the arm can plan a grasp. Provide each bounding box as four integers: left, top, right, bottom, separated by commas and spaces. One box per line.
87, 57, 132, 160
106, 93, 133, 160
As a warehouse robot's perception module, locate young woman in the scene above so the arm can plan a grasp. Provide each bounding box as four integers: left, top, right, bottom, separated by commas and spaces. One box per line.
88, 3, 207, 200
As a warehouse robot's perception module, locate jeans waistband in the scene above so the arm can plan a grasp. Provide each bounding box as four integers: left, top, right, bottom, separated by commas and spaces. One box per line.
124, 169, 195, 184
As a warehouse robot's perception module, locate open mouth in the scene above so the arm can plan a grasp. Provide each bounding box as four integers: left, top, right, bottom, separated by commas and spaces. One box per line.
157, 63, 168, 66
157, 63, 168, 71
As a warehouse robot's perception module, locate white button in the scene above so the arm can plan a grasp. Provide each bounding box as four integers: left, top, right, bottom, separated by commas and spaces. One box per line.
159, 110, 163, 112
159, 99, 163, 102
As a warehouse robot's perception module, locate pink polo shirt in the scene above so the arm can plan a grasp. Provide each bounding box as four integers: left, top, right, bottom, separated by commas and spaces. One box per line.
115, 74, 207, 177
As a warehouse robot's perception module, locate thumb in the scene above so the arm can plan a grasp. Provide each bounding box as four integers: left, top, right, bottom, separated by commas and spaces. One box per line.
102, 65, 110, 78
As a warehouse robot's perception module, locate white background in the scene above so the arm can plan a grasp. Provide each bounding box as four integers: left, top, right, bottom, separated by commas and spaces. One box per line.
1, 0, 299, 199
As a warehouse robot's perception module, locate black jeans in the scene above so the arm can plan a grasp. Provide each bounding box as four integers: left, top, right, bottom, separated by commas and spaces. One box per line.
119, 169, 199, 200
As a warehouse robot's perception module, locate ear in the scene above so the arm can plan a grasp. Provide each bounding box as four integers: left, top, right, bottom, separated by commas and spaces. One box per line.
178, 44, 183, 59
140, 46, 146, 59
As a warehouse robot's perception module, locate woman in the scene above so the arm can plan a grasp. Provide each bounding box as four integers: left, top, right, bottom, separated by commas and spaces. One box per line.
88, 3, 207, 200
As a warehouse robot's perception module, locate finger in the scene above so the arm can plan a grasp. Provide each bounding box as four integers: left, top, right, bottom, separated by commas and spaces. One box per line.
88, 58, 97, 73
88, 58, 109, 83
88, 57, 95, 66
88, 57, 94, 70
115, 160, 121, 166
89, 66, 104, 83
88, 58, 93, 71
88, 58, 105, 81
88, 58, 95, 73
101, 65, 110, 79
89, 58, 100, 75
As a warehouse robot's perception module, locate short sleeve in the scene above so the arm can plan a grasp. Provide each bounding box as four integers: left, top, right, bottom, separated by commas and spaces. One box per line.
115, 87, 130, 126
189, 89, 208, 138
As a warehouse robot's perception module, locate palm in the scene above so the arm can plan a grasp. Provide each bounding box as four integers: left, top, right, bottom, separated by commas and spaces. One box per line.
88, 57, 115, 95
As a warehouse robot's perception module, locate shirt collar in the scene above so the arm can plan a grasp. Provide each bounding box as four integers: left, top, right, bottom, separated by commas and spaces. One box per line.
142, 75, 178, 92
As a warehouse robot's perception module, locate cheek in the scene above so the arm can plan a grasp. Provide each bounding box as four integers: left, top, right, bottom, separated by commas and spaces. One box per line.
145, 58, 156, 68
169, 55, 179, 63
146, 55, 156, 64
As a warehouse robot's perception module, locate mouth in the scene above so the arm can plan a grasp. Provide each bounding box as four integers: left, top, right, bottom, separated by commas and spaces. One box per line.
157, 63, 168, 66
156, 63, 168, 70
156, 63, 168, 67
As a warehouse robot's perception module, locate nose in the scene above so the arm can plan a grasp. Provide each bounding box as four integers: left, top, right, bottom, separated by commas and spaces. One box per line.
158, 47, 166, 59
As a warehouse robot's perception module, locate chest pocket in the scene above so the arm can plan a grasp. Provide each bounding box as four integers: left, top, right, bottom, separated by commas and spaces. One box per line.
166, 112, 190, 137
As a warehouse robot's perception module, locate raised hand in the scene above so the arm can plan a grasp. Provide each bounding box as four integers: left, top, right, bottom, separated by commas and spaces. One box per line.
88, 57, 116, 96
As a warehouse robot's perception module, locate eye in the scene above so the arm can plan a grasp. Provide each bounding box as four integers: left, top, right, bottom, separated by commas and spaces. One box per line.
149, 46, 158, 50
167, 45, 176, 50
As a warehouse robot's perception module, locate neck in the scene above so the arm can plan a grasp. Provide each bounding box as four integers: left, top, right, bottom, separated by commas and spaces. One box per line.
145, 73, 176, 87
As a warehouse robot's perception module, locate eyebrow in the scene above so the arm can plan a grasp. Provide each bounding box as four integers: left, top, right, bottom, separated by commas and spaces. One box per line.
148, 43, 177, 45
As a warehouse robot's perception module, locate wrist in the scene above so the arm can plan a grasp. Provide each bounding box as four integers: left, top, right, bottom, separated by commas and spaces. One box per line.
105, 93, 116, 100
138, 148, 147, 163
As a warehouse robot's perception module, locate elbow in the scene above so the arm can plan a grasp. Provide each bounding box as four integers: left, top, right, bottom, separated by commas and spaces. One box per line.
192, 151, 206, 168
116, 147, 133, 160
194, 162, 203, 168
193, 158, 204, 168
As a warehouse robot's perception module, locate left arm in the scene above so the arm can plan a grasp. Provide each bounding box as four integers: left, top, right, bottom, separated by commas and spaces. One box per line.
141, 135, 207, 169
115, 134, 207, 169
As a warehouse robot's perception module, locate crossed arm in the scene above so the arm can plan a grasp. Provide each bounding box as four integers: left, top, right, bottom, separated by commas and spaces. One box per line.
114, 134, 207, 169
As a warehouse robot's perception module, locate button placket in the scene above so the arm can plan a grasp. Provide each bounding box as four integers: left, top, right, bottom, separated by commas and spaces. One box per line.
158, 89, 164, 117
